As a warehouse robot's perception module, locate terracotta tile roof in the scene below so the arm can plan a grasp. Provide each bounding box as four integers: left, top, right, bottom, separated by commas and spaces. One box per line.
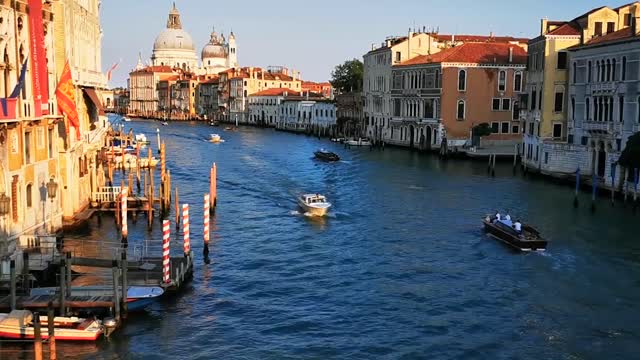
396, 42, 527, 66
131, 65, 175, 74
572, 27, 639, 48
546, 22, 582, 36
250, 88, 300, 97
434, 34, 529, 43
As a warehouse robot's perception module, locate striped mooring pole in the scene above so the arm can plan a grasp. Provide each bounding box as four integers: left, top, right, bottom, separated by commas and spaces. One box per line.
204, 194, 210, 245
121, 187, 128, 242
162, 220, 171, 284
182, 204, 190, 256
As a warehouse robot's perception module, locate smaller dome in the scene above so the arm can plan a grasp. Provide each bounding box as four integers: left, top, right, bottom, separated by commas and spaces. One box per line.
202, 31, 227, 59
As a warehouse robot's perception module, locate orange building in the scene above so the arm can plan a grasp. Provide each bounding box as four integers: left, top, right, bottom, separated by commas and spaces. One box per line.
301, 81, 333, 99
390, 42, 527, 150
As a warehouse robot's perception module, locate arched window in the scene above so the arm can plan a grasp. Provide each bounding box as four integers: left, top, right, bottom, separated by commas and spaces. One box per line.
571, 97, 576, 120
586, 97, 590, 121
435, 70, 440, 88
458, 70, 466, 91
606, 59, 611, 81
596, 61, 600, 82
26, 183, 32, 208
572, 62, 577, 84
637, 96, 640, 123
588, 61, 592, 82
612, 58, 617, 80
514, 71, 522, 92
498, 70, 506, 91
622, 57, 627, 80
456, 100, 465, 120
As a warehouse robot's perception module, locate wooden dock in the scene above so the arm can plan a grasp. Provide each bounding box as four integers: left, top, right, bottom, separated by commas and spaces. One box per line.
0, 295, 114, 311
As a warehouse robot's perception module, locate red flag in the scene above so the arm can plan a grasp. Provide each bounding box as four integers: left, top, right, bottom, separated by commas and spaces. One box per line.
28, 0, 49, 116
106, 61, 120, 81
56, 61, 81, 141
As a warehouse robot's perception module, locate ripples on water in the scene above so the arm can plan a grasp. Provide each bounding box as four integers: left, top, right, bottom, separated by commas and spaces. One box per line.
8, 118, 639, 359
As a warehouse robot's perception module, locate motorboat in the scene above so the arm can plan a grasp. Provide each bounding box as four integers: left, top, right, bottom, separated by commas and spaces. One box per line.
122, 117, 131, 122
161, 122, 169, 126
482, 216, 547, 251
298, 194, 332, 217
0, 310, 103, 341
135, 133, 150, 145
330, 138, 345, 143
30, 286, 165, 311
209, 134, 224, 143
345, 138, 372, 146
314, 149, 340, 162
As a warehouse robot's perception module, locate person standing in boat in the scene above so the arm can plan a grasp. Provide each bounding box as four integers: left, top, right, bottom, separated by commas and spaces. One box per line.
514, 220, 522, 234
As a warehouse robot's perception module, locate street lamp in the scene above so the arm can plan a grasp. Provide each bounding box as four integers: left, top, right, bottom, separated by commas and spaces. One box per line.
46, 179, 58, 233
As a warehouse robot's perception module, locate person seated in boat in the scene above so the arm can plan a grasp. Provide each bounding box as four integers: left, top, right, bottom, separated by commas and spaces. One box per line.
513, 220, 522, 234
504, 213, 511, 222
493, 211, 501, 223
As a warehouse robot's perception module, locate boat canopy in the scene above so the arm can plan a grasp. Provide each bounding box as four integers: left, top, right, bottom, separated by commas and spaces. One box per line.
0, 310, 33, 327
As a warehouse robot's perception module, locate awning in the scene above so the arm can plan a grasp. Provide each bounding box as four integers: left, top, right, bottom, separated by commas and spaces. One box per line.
83, 87, 105, 115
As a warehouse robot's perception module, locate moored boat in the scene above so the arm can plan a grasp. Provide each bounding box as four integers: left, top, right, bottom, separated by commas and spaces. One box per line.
345, 138, 372, 146
298, 194, 332, 217
0, 310, 103, 341
482, 216, 547, 251
314, 149, 340, 162
123, 117, 131, 122
30, 286, 165, 311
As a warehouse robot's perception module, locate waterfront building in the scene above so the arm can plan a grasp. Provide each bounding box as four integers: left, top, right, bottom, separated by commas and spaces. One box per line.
363, 30, 528, 145
540, 13, 640, 186
302, 81, 333, 99
229, 66, 302, 125
52, 0, 109, 223
128, 63, 175, 117
390, 42, 527, 150
336, 92, 365, 137
247, 88, 302, 127
279, 95, 336, 133
113, 88, 130, 114
196, 76, 220, 121
522, 3, 639, 173
170, 73, 198, 118
0, 1, 60, 265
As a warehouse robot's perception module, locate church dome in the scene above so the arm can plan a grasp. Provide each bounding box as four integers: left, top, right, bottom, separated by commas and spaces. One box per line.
154, 28, 195, 51
201, 31, 226, 59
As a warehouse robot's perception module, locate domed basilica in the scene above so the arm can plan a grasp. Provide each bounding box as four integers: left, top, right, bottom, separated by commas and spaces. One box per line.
150, 3, 238, 75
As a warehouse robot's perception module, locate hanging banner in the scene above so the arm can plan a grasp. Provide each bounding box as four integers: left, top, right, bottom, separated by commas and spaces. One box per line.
56, 61, 81, 140
28, 0, 50, 116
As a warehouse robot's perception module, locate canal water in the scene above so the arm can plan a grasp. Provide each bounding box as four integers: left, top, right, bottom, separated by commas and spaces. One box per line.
7, 118, 640, 359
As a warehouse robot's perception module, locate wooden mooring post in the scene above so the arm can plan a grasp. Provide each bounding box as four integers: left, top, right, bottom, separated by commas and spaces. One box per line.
210, 163, 217, 212
9, 259, 16, 310
204, 194, 210, 263
59, 259, 66, 316
66, 252, 72, 298
175, 187, 180, 229
122, 187, 128, 243
33, 311, 43, 360
112, 261, 121, 322
47, 302, 57, 360
574, 168, 580, 208
121, 252, 128, 318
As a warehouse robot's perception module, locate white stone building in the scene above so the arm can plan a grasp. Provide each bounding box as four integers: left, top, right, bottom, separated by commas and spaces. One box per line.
279, 97, 336, 132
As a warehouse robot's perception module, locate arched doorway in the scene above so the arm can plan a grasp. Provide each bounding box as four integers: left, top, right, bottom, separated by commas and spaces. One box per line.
426, 126, 432, 150
409, 125, 415, 149
419, 128, 426, 150
597, 141, 606, 177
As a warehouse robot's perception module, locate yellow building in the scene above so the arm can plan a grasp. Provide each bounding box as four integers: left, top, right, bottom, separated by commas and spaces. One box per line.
0, 2, 62, 264
523, 2, 640, 170
52, 0, 109, 221
229, 66, 302, 124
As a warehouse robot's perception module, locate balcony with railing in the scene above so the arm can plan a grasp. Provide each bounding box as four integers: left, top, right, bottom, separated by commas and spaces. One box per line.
587, 82, 619, 95
582, 121, 622, 134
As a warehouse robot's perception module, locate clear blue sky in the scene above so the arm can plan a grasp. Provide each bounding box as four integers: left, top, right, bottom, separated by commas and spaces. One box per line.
101, 1, 632, 88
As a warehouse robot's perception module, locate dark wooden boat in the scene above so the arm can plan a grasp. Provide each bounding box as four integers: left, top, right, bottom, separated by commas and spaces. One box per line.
314, 149, 340, 162
482, 217, 547, 251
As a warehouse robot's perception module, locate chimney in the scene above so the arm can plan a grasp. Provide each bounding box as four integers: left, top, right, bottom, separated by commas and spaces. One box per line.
541, 18, 549, 35
293, 70, 297, 82
408, 29, 414, 57
490, 31, 494, 38
386, 39, 391, 47
509, 47, 513, 63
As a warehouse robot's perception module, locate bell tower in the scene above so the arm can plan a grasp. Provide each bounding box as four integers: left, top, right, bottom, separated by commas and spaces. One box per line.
167, 2, 182, 29
227, 31, 238, 68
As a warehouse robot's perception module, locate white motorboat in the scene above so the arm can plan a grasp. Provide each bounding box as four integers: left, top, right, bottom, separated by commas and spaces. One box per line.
123, 117, 131, 122
298, 194, 332, 217
161, 122, 169, 126
135, 133, 150, 145
0, 310, 103, 341
30, 286, 165, 311
209, 134, 224, 143
345, 138, 372, 146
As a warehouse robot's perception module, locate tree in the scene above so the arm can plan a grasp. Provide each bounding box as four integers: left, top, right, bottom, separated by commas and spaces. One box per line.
619, 132, 640, 170
330, 59, 363, 93
472, 123, 493, 137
